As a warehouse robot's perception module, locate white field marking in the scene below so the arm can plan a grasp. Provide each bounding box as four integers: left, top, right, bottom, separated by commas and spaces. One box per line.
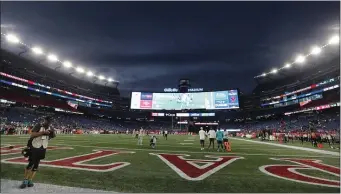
0, 141, 289, 151
1, 142, 338, 158
0, 179, 113, 193
184, 140, 195, 141
1, 139, 336, 152
50, 143, 340, 158
230, 137, 340, 156
1, 141, 339, 158
2, 150, 135, 172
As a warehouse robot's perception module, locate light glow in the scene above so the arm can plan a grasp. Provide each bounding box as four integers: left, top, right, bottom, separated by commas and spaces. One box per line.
6, 34, 19, 43
63, 61, 72, 68
311, 46, 321, 55
295, 55, 305, 63
329, 35, 339, 44
32, 47, 43, 55
47, 54, 58, 62
76, 67, 85, 73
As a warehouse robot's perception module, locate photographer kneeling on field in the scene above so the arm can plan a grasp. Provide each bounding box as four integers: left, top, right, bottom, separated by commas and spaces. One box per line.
20, 116, 56, 189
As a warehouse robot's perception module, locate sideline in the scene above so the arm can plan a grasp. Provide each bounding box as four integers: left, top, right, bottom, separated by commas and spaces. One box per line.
0, 179, 113, 193
230, 137, 340, 156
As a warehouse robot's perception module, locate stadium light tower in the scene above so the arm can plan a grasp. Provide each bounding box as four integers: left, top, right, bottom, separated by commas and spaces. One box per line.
6, 34, 20, 44
329, 35, 339, 44
311, 46, 321, 55
295, 55, 305, 63
63, 61, 72, 68
32, 47, 44, 55
47, 54, 58, 62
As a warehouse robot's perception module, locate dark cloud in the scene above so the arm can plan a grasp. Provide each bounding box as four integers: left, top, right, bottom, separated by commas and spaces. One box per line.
1, 1, 339, 96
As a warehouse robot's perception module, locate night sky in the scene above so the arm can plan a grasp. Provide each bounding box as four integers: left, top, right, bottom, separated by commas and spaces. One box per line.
1, 1, 339, 96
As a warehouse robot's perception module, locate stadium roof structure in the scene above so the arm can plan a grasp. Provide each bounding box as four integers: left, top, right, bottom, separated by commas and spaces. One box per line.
254, 34, 339, 79
0, 31, 119, 88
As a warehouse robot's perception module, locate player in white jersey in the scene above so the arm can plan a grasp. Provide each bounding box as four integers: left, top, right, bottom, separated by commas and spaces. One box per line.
164, 130, 168, 140
207, 128, 216, 150
137, 128, 144, 145
198, 127, 206, 150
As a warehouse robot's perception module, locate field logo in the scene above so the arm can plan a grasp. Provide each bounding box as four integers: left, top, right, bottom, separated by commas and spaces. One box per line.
150, 153, 243, 181
0, 145, 73, 156
260, 158, 340, 188
2, 149, 135, 172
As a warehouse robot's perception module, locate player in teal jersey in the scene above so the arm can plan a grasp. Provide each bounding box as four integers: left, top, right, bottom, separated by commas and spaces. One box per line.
216, 130, 224, 152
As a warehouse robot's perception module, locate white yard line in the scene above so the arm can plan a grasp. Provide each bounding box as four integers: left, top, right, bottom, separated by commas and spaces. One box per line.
230, 137, 340, 156
184, 140, 195, 141
0, 179, 113, 193
179, 143, 194, 145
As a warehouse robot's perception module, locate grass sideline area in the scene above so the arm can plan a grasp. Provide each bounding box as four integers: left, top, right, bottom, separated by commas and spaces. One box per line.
240, 136, 340, 152
1, 134, 340, 193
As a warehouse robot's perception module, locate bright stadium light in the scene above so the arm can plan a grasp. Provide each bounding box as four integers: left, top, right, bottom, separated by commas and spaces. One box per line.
76, 67, 85, 73
284, 63, 291, 68
261, 73, 266, 77
295, 55, 305, 63
99, 75, 105, 80
6, 34, 20, 44
47, 54, 58, 62
271, 69, 278, 74
108, 77, 113, 82
86, 71, 93, 77
32, 47, 43, 55
63, 61, 72, 68
311, 46, 321, 55
329, 35, 339, 44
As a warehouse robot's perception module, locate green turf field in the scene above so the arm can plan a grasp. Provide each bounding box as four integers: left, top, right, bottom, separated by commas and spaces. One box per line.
1, 134, 340, 193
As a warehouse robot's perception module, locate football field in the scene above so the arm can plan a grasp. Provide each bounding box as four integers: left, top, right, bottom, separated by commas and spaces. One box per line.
1, 134, 340, 193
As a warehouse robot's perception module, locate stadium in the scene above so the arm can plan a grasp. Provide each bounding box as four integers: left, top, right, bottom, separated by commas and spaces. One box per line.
1, 3, 340, 194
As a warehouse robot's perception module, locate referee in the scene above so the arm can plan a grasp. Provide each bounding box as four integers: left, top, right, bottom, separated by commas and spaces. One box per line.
20, 116, 55, 189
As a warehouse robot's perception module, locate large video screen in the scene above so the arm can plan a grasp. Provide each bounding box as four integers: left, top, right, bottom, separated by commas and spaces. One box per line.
130, 90, 239, 110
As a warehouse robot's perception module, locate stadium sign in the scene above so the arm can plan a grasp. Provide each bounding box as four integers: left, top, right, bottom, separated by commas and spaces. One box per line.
163, 88, 204, 92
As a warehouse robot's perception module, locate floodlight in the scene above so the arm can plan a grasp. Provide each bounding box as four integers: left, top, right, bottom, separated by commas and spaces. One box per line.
99, 75, 105, 80
32, 47, 43, 55
295, 55, 305, 63
6, 34, 20, 44
108, 78, 113, 82
329, 35, 339, 44
63, 61, 72, 68
261, 73, 266, 77
47, 54, 58, 62
284, 64, 291, 68
87, 71, 93, 77
311, 46, 321, 55
271, 69, 278, 74
76, 67, 85, 73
